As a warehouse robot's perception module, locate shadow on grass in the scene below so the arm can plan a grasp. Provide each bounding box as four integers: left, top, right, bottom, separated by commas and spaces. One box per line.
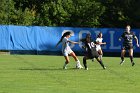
18, 67, 82, 71
19, 68, 62, 71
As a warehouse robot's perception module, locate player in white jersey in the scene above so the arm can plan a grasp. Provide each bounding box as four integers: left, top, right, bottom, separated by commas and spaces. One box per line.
56, 32, 83, 69
95, 32, 106, 60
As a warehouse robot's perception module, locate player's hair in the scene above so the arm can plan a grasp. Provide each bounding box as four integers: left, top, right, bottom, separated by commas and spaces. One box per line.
97, 32, 102, 38
86, 33, 92, 41
59, 32, 71, 42
86, 33, 91, 38
126, 25, 131, 29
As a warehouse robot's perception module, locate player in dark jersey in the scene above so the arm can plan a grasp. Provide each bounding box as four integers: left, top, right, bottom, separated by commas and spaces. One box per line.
119, 25, 139, 66
81, 34, 106, 70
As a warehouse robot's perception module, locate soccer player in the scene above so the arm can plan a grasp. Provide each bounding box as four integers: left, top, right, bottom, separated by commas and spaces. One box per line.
119, 25, 139, 66
56, 31, 83, 69
81, 34, 106, 70
95, 32, 106, 60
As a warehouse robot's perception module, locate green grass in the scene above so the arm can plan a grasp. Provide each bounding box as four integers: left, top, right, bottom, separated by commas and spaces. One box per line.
0, 55, 140, 93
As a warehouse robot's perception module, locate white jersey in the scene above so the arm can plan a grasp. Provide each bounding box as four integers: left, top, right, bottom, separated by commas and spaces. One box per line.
96, 37, 103, 51
62, 37, 73, 56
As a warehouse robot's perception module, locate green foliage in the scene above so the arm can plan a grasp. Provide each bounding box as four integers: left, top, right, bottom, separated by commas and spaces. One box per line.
0, 0, 36, 25
65, 0, 105, 27
99, 0, 140, 27
120, 0, 140, 27
0, 0, 140, 27
37, 0, 105, 27
0, 0, 13, 24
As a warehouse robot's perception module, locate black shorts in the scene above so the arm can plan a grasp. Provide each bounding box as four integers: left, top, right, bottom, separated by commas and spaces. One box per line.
122, 43, 133, 50
85, 51, 99, 59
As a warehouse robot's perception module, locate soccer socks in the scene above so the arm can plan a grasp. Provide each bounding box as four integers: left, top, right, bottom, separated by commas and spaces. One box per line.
76, 60, 83, 68
130, 56, 133, 62
83, 58, 87, 69
76, 60, 80, 64
63, 62, 68, 69
130, 56, 135, 66
121, 56, 124, 61
76, 60, 80, 67
98, 60, 106, 69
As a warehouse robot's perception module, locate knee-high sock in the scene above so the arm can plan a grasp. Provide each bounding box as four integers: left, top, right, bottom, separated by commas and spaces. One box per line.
121, 56, 124, 61
63, 61, 68, 67
98, 60, 105, 68
76, 60, 81, 65
130, 56, 133, 63
83, 58, 87, 68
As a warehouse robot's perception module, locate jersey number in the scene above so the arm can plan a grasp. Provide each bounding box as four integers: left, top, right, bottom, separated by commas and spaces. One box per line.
88, 42, 95, 49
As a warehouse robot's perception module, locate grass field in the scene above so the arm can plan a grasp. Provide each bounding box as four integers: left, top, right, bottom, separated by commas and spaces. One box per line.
0, 55, 140, 93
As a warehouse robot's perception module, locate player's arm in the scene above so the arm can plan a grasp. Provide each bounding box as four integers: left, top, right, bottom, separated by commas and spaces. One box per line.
119, 37, 122, 41
119, 35, 123, 41
80, 38, 87, 49
68, 40, 79, 44
81, 43, 87, 51
99, 42, 106, 45
102, 42, 106, 45
119, 33, 124, 41
95, 40, 106, 45
134, 36, 139, 47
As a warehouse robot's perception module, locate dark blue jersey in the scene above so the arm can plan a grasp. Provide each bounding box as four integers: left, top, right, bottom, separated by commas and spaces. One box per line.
84, 41, 99, 58
85, 41, 96, 52
121, 32, 136, 45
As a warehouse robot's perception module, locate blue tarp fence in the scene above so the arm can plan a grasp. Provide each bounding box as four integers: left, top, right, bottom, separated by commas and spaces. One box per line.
0, 25, 140, 55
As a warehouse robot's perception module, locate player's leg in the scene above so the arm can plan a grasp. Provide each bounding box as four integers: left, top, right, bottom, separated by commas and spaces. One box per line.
83, 56, 88, 70
120, 48, 126, 65
63, 56, 70, 69
69, 52, 83, 69
129, 48, 135, 66
92, 47, 99, 62
98, 49, 103, 60
96, 57, 106, 69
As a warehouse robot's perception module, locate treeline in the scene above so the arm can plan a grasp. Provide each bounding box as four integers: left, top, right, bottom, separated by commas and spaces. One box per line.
0, 0, 140, 28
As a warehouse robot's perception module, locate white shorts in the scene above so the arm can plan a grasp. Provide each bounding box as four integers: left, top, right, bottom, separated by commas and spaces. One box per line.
62, 48, 73, 56
96, 46, 101, 51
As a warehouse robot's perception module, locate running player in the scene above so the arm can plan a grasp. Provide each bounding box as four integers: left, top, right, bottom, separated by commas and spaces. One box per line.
81, 34, 106, 70
95, 32, 106, 60
56, 31, 83, 69
119, 25, 139, 66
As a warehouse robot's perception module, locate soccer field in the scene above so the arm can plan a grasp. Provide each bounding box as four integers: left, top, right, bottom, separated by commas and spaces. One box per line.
0, 55, 139, 93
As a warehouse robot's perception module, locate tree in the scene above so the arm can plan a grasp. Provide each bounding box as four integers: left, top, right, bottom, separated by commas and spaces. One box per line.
1, 0, 140, 28
0, 0, 36, 25
37, 0, 105, 27
120, 0, 140, 28
99, 0, 140, 28
0, 0, 13, 24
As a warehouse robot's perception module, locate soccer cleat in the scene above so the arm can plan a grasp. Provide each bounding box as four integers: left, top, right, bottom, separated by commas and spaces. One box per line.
120, 60, 125, 65
76, 65, 83, 69
132, 62, 135, 66
63, 67, 67, 69
76, 63, 83, 69
103, 66, 106, 69
63, 66, 67, 69
85, 68, 88, 70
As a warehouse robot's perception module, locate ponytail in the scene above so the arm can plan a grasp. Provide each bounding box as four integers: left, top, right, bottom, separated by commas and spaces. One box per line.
59, 32, 71, 42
